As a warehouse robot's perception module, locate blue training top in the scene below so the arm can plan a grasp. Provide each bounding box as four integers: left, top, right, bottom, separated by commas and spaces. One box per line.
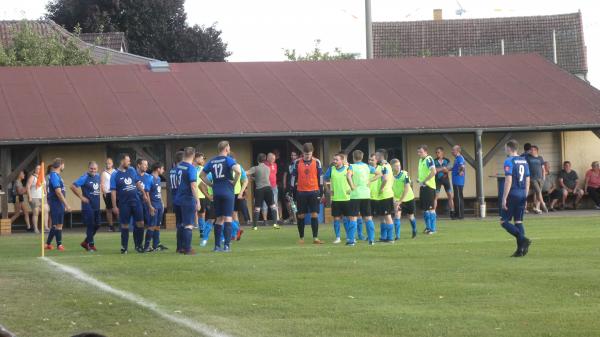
504, 156, 530, 197
73, 173, 101, 211
174, 162, 198, 207
452, 155, 466, 186
149, 175, 163, 208
203, 155, 237, 197
110, 167, 141, 205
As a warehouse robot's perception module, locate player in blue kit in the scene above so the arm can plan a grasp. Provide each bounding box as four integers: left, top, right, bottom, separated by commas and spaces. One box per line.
501, 140, 532, 257
136, 159, 154, 253
175, 147, 201, 255
45, 158, 72, 251
200, 141, 241, 252
71, 161, 101, 252
143, 162, 168, 252
169, 151, 184, 253
111, 154, 145, 254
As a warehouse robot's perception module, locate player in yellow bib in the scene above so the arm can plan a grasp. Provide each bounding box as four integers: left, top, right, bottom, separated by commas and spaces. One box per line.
347, 150, 376, 245
390, 159, 418, 240
417, 145, 438, 234
325, 153, 354, 245
194, 153, 210, 246
373, 149, 395, 243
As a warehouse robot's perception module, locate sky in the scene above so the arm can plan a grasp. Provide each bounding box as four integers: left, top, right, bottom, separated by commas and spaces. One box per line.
2, 0, 599, 86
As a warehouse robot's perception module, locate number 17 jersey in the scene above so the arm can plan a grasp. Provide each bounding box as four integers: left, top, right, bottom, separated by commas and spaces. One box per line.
504, 156, 530, 198
202, 155, 237, 197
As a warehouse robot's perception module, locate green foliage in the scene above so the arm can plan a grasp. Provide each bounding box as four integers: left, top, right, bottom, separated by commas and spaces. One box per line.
46, 0, 231, 62
284, 39, 359, 61
0, 21, 96, 66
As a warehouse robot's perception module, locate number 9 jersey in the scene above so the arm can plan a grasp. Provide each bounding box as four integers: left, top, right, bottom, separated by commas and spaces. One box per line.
504, 156, 530, 198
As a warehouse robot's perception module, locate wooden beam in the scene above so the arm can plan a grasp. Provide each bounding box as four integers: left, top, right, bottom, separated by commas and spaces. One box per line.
4, 148, 39, 184
164, 143, 173, 210
441, 134, 475, 168
288, 139, 304, 152
131, 145, 159, 165
0, 147, 10, 219
368, 137, 376, 156
342, 137, 363, 155
483, 132, 512, 166
593, 129, 600, 140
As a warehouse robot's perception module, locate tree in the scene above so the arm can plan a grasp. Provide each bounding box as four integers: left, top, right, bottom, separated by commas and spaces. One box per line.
284, 39, 359, 61
46, 0, 231, 62
0, 21, 96, 66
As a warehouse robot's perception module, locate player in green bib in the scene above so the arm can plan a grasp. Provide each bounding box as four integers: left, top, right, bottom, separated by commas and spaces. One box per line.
417, 145, 438, 234
347, 150, 376, 245
194, 153, 210, 245
325, 153, 354, 245
390, 159, 418, 240
374, 149, 395, 243
231, 159, 248, 242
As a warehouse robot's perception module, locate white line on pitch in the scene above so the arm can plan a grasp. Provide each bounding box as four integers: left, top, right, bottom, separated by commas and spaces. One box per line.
42, 257, 232, 337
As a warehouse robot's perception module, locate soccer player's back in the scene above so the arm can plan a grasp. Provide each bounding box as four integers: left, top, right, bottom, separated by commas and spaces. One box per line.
500, 139, 532, 257
347, 150, 375, 244
175, 147, 200, 255
169, 151, 184, 253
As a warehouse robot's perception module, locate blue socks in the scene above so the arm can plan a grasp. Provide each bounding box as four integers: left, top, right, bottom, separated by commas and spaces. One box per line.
183, 228, 192, 252
334, 219, 341, 239
223, 222, 232, 247
410, 218, 417, 234
347, 220, 357, 244
366, 219, 375, 242
203, 221, 212, 241
379, 223, 385, 240
385, 224, 394, 241
503, 222, 525, 240
198, 218, 205, 237
357, 218, 365, 240
152, 229, 160, 249
144, 229, 154, 250
515, 223, 525, 239
176, 226, 182, 251
393, 218, 401, 240
214, 224, 223, 248
46, 227, 56, 245
232, 220, 239, 240
121, 227, 129, 250
430, 211, 437, 232
55, 230, 63, 246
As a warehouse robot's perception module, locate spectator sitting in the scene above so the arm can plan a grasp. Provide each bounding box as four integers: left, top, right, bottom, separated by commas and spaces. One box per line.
542, 162, 557, 202
549, 161, 584, 210
584, 161, 600, 210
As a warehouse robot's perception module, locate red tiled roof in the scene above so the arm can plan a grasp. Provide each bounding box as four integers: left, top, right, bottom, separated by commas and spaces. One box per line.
373, 12, 587, 76
0, 54, 599, 144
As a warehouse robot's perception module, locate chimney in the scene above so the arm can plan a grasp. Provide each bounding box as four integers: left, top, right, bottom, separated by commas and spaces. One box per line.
433, 9, 443, 21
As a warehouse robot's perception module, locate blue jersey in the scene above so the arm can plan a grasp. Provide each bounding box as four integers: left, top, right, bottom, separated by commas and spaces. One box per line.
168, 166, 180, 203
435, 157, 451, 179
504, 156, 530, 197
452, 155, 466, 186
203, 155, 237, 197
137, 172, 153, 201
110, 167, 141, 205
174, 162, 197, 207
73, 173, 101, 211
47, 171, 65, 205
149, 175, 163, 208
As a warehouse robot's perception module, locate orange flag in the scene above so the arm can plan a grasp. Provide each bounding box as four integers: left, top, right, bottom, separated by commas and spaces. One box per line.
36, 162, 45, 189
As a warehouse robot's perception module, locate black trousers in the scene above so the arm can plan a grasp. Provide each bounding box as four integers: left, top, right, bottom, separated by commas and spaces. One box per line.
453, 184, 465, 219
588, 187, 600, 206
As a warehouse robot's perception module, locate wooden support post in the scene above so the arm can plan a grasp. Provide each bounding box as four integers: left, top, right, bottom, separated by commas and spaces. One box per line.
342, 137, 363, 154
441, 134, 476, 168
0, 218, 11, 235
288, 139, 304, 152
401, 135, 408, 169
0, 147, 10, 219
483, 132, 512, 166
368, 137, 376, 156
164, 143, 173, 211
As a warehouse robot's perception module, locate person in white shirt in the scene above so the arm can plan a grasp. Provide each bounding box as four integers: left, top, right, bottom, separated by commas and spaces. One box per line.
25, 165, 46, 233
101, 158, 117, 232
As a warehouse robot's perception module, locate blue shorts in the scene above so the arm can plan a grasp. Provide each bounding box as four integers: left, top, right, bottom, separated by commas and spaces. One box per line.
142, 204, 152, 226
180, 204, 197, 226
82, 209, 101, 227
150, 205, 164, 227
118, 201, 143, 225
50, 203, 65, 226
500, 195, 526, 223
213, 194, 235, 217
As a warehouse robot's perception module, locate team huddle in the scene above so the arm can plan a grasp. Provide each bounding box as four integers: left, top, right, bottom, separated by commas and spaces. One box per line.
41, 139, 532, 257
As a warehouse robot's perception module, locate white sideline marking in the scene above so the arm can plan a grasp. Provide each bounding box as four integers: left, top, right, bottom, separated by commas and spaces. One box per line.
42, 257, 232, 337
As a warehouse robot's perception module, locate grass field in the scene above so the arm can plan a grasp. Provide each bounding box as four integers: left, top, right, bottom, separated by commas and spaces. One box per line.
1, 215, 600, 337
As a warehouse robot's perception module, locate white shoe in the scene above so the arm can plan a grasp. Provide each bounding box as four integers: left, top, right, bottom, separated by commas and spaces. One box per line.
333, 238, 341, 244
595, 205, 600, 210
200, 240, 207, 247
